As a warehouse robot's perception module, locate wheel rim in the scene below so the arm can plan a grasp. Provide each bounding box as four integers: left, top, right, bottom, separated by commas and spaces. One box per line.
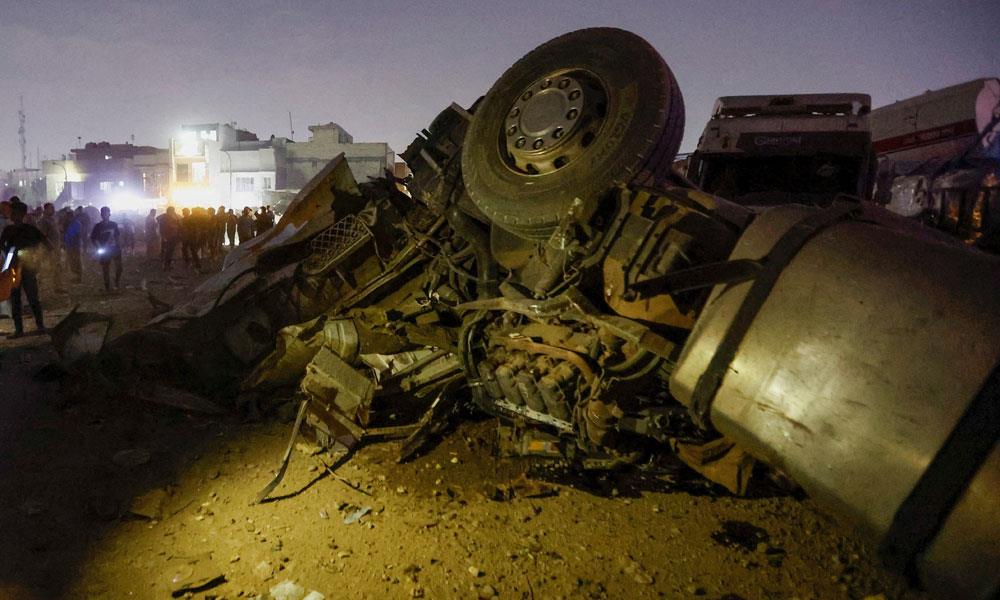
501, 70, 608, 176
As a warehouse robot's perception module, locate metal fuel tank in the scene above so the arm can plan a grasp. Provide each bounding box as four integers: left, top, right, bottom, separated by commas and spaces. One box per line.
670, 203, 1000, 599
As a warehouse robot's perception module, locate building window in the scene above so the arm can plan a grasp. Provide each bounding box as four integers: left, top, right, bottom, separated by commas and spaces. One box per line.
263, 177, 272, 190
191, 162, 207, 184
176, 163, 190, 183
235, 176, 254, 192
99, 181, 113, 192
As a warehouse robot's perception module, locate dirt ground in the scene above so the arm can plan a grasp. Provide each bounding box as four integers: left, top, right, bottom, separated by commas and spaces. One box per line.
0, 250, 930, 600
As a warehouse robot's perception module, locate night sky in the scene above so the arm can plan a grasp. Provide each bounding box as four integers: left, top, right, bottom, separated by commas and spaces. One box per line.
1, 0, 998, 170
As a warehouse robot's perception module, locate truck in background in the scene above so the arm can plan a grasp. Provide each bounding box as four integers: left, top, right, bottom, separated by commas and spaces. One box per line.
870, 78, 1000, 247
686, 93, 874, 207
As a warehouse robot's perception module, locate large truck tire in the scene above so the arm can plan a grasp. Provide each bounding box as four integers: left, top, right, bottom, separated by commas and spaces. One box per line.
462, 28, 685, 240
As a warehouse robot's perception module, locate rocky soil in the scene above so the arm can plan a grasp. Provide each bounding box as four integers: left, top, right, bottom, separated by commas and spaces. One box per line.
0, 253, 928, 600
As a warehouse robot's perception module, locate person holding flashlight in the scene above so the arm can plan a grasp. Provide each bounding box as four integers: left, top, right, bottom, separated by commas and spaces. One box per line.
90, 206, 122, 292
0, 198, 50, 338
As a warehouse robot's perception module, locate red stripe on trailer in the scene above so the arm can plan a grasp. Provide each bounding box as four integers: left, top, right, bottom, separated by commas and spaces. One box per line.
874, 119, 979, 155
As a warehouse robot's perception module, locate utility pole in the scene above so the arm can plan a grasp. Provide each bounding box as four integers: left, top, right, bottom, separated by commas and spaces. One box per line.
18, 95, 27, 171
288, 111, 294, 141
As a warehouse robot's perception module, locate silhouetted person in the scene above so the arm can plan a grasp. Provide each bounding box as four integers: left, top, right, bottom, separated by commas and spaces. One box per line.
216, 204, 228, 252
157, 206, 181, 271
0, 201, 13, 320
38, 202, 62, 291
78, 206, 93, 254
0, 199, 50, 338
57, 207, 76, 284
226, 209, 237, 247
63, 208, 84, 283
122, 217, 136, 256
255, 205, 275, 235
90, 206, 122, 292
180, 207, 201, 269
145, 208, 160, 259
237, 207, 254, 243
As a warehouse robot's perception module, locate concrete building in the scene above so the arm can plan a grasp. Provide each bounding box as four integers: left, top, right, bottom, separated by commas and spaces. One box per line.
284, 123, 394, 188
39, 142, 170, 210
2, 168, 45, 205
169, 121, 394, 211
170, 122, 279, 210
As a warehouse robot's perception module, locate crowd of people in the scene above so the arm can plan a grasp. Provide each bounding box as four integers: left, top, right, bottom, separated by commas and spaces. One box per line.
0, 197, 278, 339
149, 204, 275, 271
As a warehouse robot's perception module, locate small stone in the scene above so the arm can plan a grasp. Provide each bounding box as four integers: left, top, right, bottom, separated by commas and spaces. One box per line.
411, 587, 424, 598
319, 510, 329, 520
129, 488, 168, 520
467, 566, 483, 577
302, 592, 325, 600
450, 457, 459, 464
254, 560, 275, 581
684, 584, 706, 595
479, 583, 497, 598
269, 579, 305, 600
622, 558, 653, 585
229, 555, 240, 563
397, 486, 408, 495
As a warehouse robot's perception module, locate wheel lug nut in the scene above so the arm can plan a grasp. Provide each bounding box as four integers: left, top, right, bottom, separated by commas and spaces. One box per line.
532, 139, 544, 149
552, 127, 564, 139
566, 108, 579, 120
515, 137, 527, 148
569, 90, 581, 101
522, 90, 533, 101
507, 125, 518, 136
509, 107, 520, 118
540, 79, 551, 89
558, 79, 571, 89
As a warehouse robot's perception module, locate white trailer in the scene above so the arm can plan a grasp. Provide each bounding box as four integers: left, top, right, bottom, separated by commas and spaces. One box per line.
870, 78, 1000, 243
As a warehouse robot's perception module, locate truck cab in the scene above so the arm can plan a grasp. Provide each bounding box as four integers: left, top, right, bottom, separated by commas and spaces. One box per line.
687, 93, 873, 206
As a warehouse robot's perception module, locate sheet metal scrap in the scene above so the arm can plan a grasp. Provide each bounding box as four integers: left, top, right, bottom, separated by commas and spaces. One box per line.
49, 306, 113, 364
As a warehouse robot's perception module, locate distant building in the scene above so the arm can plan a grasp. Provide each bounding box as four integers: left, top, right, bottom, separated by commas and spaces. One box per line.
2, 168, 45, 205
169, 121, 395, 211
170, 122, 274, 210
284, 123, 394, 188
40, 141, 170, 210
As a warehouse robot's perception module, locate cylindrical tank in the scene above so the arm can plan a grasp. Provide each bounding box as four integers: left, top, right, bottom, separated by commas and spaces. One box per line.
670, 204, 1000, 599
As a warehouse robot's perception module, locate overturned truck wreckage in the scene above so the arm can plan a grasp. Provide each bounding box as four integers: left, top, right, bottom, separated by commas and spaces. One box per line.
87, 28, 996, 599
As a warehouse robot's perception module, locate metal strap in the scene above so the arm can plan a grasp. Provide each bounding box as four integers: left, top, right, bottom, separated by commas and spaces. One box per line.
879, 361, 1000, 579
629, 258, 763, 296
253, 398, 310, 504
688, 202, 859, 427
